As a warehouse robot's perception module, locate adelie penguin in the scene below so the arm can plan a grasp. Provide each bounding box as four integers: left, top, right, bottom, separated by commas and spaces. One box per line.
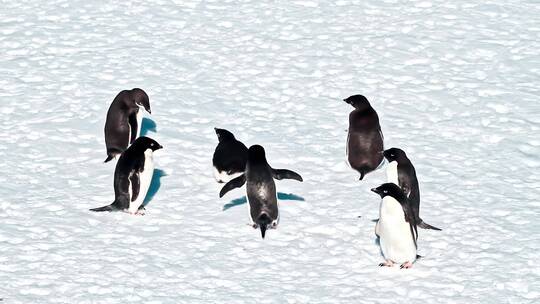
90, 136, 163, 215
384, 147, 441, 231
219, 145, 303, 239
212, 128, 248, 183
371, 183, 418, 269
344, 95, 384, 180
104, 88, 151, 163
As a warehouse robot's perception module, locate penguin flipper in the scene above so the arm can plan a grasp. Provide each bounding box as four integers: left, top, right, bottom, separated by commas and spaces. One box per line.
400, 200, 418, 248
418, 220, 442, 231
219, 174, 246, 198
129, 112, 138, 144
272, 169, 303, 182
130, 172, 140, 202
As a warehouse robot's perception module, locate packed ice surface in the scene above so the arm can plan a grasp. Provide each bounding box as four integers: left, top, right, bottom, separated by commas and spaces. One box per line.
1, 0, 539, 303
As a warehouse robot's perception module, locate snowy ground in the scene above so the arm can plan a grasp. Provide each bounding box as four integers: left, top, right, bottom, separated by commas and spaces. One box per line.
1, 0, 539, 303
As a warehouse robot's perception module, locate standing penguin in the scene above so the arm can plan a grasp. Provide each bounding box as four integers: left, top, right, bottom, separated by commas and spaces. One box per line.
212, 128, 248, 183
104, 88, 151, 163
344, 95, 384, 180
219, 145, 303, 238
90, 136, 163, 214
384, 147, 441, 231
371, 183, 418, 269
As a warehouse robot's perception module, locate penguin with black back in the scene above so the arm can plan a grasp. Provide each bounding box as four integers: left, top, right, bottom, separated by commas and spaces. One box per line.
384, 147, 441, 231
212, 128, 248, 183
344, 95, 384, 180
90, 136, 163, 214
219, 145, 303, 238
371, 183, 418, 269
104, 88, 151, 163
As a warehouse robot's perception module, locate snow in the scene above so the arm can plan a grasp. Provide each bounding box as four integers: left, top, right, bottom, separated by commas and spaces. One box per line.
1, 0, 539, 303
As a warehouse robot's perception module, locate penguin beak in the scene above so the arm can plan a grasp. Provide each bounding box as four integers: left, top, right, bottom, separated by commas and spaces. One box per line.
147, 108, 152, 114
158, 145, 163, 150
370, 188, 380, 194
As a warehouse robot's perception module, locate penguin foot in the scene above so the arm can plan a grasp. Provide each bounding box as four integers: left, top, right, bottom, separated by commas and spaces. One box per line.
378, 260, 393, 267
122, 209, 146, 216
400, 262, 413, 269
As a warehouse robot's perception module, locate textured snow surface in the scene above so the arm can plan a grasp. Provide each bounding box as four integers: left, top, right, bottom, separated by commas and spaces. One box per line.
1, 0, 540, 303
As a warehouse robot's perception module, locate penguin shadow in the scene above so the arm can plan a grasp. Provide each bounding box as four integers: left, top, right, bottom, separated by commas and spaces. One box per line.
222, 192, 305, 211
140, 117, 157, 137
143, 168, 167, 207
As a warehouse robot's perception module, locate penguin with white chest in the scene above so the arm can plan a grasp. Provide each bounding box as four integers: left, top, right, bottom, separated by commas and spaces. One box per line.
371, 183, 418, 269
344, 95, 384, 180
212, 128, 248, 183
104, 88, 151, 163
219, 145, 303, 238
90, 136, 163, 214
384, 147, 441, 231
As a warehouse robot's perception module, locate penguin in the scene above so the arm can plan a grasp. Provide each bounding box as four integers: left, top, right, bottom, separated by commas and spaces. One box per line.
371, 183, 418, 269
384, 147, 441, 231
344, 95, 384, 180
219, 145, 303, 238
212, 128, 248, 183
90, 136, 163, 214
104, 88, 151, 163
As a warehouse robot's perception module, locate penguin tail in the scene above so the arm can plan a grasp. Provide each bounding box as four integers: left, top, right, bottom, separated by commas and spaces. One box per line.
359, 172, 365, 181
257, 213, 272, 239
260, 224, 267, 239
104, 148, 123, 163
418, 220, 442, 231
89, 204, 115, 212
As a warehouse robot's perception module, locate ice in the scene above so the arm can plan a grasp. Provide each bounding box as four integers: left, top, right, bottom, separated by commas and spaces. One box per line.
1, 0, 539, 303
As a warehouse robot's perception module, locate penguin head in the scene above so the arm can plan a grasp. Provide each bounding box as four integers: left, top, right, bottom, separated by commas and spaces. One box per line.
371, 183, 405, 200
132, 88, 151, 114
383, 147, 407, 162
256, 213, 272, 239
132, 136, 163, 152
343, 94, 371, 110
248, 145, 267, 163
214, 128, 236, 142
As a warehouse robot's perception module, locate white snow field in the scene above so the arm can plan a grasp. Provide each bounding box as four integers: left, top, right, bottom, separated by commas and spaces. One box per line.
1, 0, 539, 303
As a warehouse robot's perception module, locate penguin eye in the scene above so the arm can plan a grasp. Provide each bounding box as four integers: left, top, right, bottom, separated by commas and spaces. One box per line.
383, 190, 388, 193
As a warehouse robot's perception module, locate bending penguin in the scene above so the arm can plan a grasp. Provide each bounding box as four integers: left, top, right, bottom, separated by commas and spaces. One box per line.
104, 88, 151, 163
90, 136, 163, 214
344, 95, 384, 180
371, 183, 418, 269
384, 147, 441, 231
219, 145, 303, 238
212, 128, 248, 183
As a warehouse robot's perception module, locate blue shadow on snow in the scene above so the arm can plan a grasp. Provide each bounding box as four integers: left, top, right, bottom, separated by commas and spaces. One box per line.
140, 117, 157, 136
143, 168, 167, 206
222, 192, 305, 211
